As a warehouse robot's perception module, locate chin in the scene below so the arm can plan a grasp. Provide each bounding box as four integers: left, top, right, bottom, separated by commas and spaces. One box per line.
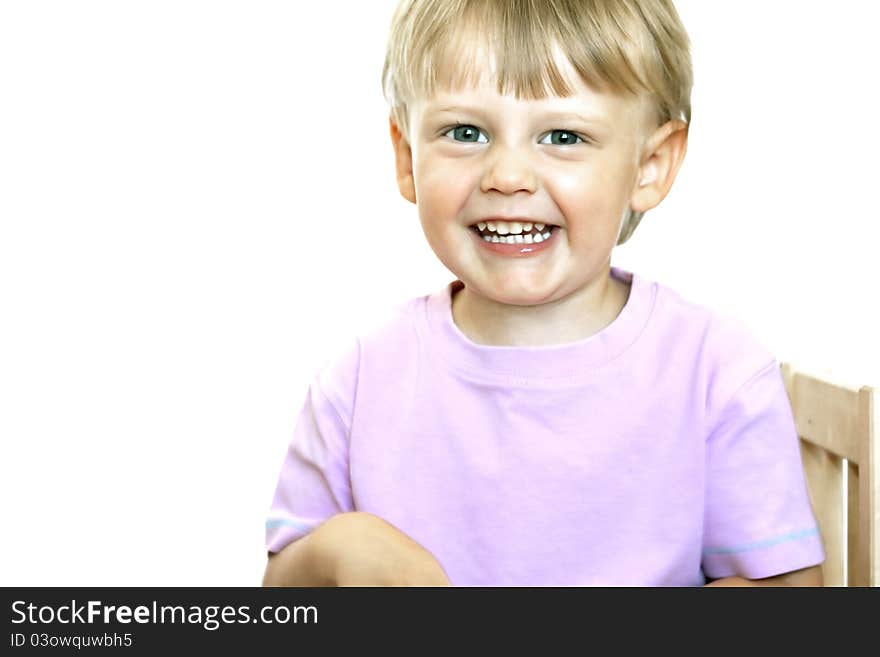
476, 283, 559, 307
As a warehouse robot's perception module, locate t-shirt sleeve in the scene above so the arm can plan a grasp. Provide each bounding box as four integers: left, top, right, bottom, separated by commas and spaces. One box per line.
702, 359, 826, 580
265, 341, 359, 554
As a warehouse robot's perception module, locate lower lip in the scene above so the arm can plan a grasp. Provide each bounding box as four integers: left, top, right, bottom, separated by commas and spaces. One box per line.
469, 227, 560, 257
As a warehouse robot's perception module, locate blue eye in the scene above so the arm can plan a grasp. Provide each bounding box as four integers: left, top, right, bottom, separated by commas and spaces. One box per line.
443, 124, 488, 143
443, 124, 586, 146
539, 130, 584, 146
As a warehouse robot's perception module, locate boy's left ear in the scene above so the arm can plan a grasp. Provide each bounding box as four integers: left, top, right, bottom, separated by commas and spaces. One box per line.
630, 120, 689, 213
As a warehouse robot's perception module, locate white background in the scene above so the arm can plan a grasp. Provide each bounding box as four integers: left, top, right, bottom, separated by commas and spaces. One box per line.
1, 1, 877, 585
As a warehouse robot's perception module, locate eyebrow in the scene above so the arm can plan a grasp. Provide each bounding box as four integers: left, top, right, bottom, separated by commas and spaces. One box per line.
428, 105, 607, 127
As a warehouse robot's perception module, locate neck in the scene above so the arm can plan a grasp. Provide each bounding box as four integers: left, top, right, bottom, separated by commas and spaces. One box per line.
450, 268, 631, 348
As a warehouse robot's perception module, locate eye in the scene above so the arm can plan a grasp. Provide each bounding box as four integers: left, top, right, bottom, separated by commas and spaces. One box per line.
539, 130, 585, 146
442, 124, 488, 143
441, 125, 588, 146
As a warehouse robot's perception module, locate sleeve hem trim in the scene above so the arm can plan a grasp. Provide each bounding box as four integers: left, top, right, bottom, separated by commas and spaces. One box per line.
703, 526, 819, 555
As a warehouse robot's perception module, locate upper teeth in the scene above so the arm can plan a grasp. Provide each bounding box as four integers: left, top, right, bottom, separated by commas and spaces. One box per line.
476, 221, 546, 234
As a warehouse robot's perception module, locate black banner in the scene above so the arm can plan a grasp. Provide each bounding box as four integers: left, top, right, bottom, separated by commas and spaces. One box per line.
0, 587, 867, 652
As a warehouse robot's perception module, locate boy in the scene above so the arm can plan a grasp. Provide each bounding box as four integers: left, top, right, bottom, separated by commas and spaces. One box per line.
263, 0, 824, 586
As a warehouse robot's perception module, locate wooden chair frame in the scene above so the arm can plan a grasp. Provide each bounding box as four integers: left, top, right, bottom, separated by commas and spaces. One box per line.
781, 362, 878, 586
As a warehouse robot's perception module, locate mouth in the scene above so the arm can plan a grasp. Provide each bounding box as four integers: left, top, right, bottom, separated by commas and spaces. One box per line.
468, 220, 560, 244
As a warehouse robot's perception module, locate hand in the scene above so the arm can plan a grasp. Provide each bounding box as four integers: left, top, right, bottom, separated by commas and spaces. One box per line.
315, 511, 451, 587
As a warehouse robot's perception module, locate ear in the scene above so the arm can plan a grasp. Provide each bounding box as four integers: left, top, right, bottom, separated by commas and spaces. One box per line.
389, 115, 417, 204
630, 119, 689, 213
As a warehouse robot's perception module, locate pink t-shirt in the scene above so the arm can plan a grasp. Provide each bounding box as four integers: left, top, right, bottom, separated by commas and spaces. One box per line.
266, 267, 824, 586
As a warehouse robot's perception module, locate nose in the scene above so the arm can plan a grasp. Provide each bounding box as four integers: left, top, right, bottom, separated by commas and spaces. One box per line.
479, 144, 538, 195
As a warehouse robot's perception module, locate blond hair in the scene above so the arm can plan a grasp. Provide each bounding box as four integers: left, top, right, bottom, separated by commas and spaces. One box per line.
381, 0, 693, 245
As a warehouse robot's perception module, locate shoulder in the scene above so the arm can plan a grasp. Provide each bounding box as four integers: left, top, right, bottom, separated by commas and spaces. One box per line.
314, 293, 426, 405
356, 294, 425, 351
647, 276, 779, 418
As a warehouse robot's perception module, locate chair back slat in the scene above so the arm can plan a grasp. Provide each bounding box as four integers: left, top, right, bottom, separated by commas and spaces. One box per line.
848, 462, 863, 586
858, 386, 878, 586
787, 369, 862, 461
799, 441, 844, 585
781, 363, 876, 586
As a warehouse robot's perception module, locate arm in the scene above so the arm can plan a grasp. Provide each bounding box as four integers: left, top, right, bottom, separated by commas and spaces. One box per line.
263, 511, 451, 587
702, 360, 827, 588
704, 564, 823, 587
263, 531, 332, 587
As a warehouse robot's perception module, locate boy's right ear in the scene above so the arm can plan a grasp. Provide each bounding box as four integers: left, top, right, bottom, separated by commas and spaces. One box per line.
389, 116, 417, 204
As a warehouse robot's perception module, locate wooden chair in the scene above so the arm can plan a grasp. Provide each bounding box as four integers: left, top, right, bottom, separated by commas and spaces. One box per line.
780, 362, 878, 586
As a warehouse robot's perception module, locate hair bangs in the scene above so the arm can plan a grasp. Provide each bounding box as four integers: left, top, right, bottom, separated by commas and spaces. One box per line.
385, 1, 673, 142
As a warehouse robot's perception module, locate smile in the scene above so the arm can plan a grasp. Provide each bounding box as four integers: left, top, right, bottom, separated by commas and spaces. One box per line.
468, 223, 560, 257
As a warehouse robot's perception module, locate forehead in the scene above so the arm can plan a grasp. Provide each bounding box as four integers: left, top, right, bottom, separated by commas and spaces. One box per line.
413, 37, 652, 132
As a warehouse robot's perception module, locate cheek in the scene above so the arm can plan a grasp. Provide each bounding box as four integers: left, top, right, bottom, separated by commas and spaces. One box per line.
554, 169, 596, 203
550, 168, 611, 218
550, 160, 634, 215
414, 159, 471, 218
